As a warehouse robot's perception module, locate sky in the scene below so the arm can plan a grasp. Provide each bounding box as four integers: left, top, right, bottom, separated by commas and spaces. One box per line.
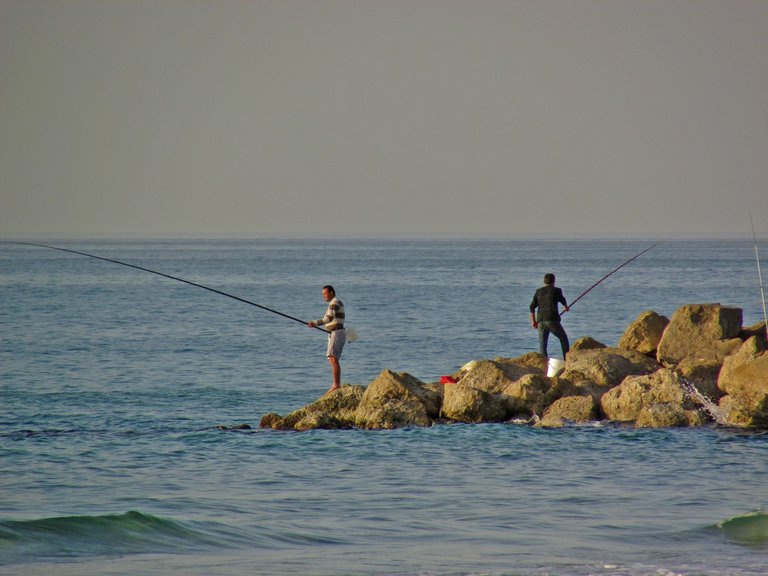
1, 0, 767, 238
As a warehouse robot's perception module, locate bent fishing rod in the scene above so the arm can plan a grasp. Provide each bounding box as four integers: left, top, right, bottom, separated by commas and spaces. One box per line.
3, 241, 330, 334
749, 215, 768, 340
562, 243, 656, 314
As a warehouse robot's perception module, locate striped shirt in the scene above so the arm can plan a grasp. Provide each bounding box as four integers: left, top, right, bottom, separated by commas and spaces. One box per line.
313, 297, 345, 331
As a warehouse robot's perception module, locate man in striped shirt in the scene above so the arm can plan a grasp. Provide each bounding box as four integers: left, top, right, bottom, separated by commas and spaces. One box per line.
308, 285, 346, 394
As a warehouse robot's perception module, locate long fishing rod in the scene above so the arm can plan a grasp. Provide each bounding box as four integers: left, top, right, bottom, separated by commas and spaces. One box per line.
3, 241, 330, 334
749, 215, 768, 340
563, 244, 656, 313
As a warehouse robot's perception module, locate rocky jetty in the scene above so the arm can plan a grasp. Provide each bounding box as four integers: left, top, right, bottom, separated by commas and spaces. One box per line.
259, 303, 768, 431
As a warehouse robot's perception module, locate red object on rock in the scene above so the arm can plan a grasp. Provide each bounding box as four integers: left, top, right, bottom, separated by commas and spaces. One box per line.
440, 376, 457, 384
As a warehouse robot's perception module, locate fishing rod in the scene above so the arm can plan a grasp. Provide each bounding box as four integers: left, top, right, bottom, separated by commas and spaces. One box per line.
3, 241, 330, 334
749, 215, 768, 341
563, 243, 657, 313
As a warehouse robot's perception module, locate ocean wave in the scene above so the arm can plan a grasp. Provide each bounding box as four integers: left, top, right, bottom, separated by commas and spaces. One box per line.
0, 510, 236, 562
715, 511, 768, 547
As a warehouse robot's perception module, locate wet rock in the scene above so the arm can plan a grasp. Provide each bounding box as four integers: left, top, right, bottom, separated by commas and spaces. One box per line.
216, 423, 252, 431
260, 384, 365, 430
635, 403, 687, 428
657, 303, 743, 365
600, 368, 700, 426
539, 396, 598, 427
441, 382, 507, 423
259, 413, 283, 429
293, 412, 348, 431
675, 357, 723, 402
717, 337, 768, 427
354, 370, 440, 429
501, 373, 551, 416
619, 310, 670, 356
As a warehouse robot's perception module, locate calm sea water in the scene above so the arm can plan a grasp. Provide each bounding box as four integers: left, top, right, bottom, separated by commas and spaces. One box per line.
2, 237, 768, 576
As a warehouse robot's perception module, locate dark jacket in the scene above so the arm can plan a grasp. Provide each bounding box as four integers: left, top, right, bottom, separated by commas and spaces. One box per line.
530, 285, 567, 322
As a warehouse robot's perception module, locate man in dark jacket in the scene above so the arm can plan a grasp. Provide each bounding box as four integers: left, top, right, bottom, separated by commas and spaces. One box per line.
530, 273, 570, 359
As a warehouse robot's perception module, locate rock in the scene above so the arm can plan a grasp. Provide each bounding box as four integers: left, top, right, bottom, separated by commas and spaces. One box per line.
293, 412, 348, 431
354, 370, 440, 429
216, 423, 252, 431
717, 395, 758, 428
441, 382, 507, 423
563, 347, 660, 389
685, 410, 711, 427
260, 384, 366, 430
259, 413, 282, 428
635, 403, 686, 428
458, 358, 542, 394
717, 336, 768, 427
619, 310, 670, 356
546, 373, 605, 406
657, 303, 743, 365
600, 368, 700, 426
256, 303, 768, 430
570, 336, 607, 351
539, 396, 598, 427
675, 357, 723, 402
740, 321, 768, 342
496, 353, 548, 373
501, 373, 552, 416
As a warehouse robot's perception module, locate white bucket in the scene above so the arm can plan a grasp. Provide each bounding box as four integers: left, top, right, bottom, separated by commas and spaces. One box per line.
546, 357, 565, 377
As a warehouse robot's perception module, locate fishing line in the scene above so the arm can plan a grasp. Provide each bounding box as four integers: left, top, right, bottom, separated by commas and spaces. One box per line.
749, 215, 768, 340
3, 241, 332, 334
563, 243, 657, 313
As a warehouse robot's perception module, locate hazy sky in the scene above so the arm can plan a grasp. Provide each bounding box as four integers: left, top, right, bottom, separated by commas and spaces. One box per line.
1, 0, 767, 238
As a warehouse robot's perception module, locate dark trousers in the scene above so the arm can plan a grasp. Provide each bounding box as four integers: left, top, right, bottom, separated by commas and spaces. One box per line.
538, 320, 570, 359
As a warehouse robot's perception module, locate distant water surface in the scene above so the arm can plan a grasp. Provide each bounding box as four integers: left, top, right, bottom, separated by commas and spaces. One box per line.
2, 237, 767, 576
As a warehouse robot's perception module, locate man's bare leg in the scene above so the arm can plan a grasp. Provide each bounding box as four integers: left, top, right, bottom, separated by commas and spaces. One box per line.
326, 356, 341, 394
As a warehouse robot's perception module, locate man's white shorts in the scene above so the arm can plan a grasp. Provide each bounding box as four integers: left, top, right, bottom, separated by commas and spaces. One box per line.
326, 329, 346, 358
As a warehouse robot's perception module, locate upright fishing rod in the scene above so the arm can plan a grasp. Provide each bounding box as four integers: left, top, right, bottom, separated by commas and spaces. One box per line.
749, 215, 768, 340
563, 243, 656, 313
3, 241, 330, 334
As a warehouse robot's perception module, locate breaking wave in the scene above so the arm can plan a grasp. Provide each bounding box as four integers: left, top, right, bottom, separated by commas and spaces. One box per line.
715, 511, 768, 547
0, 511, 238, 562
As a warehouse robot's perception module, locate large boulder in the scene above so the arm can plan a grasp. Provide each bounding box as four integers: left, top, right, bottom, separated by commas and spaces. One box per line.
496, 353, 548, 373
457, 358, 542, 394
570, 336, 607, 351
563, 347, 660, 389
717, 337, 768, 427
501, 373, 552, 416
675, 357, 724, 402
600, 368, 703, 426
635, 403, 704, 428
259, 384, 366, 430
740, 321, 768, 342
354, 370, 441, 429
657, 303, 743, 365
619, 310, 670, 356
539, 395, 598, 428
441, 382, 507, 423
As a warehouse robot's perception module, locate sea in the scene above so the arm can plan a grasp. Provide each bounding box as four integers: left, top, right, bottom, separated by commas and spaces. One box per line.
2, 237, 768, 576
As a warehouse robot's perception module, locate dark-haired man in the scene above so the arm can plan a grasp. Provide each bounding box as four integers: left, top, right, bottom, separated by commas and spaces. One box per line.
308, 285, 346, 394
530, 273, 570, 359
